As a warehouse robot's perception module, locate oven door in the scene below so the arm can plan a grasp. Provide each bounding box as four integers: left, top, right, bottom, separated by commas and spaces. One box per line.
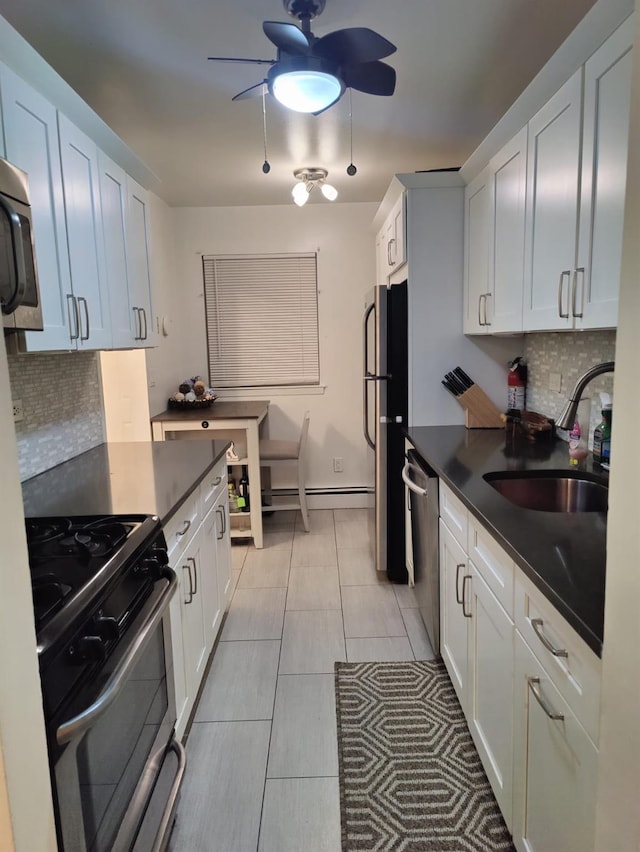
53, 570, 185, 852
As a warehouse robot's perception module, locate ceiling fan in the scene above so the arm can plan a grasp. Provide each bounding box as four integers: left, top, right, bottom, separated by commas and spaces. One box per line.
207, 0, 397, 114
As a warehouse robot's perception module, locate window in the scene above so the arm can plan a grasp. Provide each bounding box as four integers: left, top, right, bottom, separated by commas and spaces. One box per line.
203, 253, 320, 388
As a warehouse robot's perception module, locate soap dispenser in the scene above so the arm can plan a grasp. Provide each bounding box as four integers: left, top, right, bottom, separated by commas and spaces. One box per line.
593, 393, 612, 465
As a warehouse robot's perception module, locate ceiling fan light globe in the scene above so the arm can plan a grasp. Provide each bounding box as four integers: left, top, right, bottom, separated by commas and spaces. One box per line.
272, 70, 342, 112
292, 181, 310, 203
320, 182, 338, 201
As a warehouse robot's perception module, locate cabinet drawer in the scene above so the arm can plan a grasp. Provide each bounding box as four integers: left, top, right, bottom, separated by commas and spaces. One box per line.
468, 517, 514, 617
200, 457, 227, 517
515, 574, 601, 745
164, 489, 200, 564
439, 481, 468, 550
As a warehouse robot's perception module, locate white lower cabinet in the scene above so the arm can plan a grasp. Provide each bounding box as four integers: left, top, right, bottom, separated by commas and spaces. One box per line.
165, 456, 232, 739
513, 632, 598, 852
438, 481, 600, 843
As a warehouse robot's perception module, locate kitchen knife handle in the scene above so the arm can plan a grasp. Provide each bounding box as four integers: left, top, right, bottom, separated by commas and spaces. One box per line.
454, 367, 474, 388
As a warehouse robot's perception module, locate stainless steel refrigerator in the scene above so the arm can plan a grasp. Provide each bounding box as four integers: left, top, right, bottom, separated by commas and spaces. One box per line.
362, 282, 408, 582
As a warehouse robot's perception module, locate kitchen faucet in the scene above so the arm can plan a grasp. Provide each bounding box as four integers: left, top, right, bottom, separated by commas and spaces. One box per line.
556, 361, 615, 430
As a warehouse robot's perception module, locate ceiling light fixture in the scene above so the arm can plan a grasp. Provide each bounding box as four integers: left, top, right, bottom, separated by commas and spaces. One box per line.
292, 168, 338, 206
269, 62, 344, 113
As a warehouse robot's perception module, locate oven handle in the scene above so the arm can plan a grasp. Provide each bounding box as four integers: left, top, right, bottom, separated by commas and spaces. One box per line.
56, 568, 177, 746
150, 737, 187, 852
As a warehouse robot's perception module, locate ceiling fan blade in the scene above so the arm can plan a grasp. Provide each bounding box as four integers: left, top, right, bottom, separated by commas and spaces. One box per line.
232, 81, 268, 101
343, 61, 396, 96
263, 21, 311, 54
313, 28, 396, 65
208, 56, 275, 65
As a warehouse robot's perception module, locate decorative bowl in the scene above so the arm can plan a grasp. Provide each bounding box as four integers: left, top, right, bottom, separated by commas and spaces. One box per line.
167, 397, 215, 411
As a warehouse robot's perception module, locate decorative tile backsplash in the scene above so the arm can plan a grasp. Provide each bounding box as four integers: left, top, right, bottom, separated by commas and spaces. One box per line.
524, 330, 616, 447
9, 351, 105, 481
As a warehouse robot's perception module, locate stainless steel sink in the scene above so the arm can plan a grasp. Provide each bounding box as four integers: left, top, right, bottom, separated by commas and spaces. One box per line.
483, 471, 608, 513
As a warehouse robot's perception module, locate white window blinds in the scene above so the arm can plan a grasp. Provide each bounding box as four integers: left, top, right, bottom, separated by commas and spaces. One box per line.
203, 253, 320, 388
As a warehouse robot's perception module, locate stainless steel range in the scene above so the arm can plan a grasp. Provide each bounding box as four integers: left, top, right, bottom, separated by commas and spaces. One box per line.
26, 513, 185, 852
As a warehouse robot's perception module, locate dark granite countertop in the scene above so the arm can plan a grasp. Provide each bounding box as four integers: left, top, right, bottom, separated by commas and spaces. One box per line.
21, 440, 230, 524
405, 425, 608, 657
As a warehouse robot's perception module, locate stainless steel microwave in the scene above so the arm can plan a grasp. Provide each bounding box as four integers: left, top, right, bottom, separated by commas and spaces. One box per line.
0, 157, 43, 332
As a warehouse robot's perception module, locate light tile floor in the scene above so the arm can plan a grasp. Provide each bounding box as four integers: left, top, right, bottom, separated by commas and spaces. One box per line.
169, 508, 435, 852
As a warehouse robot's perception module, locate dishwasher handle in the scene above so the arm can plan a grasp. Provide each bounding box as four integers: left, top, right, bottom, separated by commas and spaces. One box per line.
402, 461, 428, 496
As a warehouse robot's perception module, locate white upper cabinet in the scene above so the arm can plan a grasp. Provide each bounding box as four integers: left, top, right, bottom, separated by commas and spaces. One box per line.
376, 192, 406, 281
0, 65, 74, 351
488, 127, 527, 333
523, 70, 583, 332
58, 114, 112, 349
524, 18, 633, 332
99, 156, 155, 348
463, 168, 491, 333
126, 178, 155, 347
576, 17, 633, 329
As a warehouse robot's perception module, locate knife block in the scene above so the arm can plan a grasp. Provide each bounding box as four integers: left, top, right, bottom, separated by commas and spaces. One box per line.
456, 385, 505, 429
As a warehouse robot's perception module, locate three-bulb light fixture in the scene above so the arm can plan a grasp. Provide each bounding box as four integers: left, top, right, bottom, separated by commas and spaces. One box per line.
291, 167, 338, 206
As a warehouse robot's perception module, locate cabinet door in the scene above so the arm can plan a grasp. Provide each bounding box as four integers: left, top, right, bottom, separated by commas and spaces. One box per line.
576, 18, 633, 330
489, 127, 526, 333
99, 153, 134, 348
375, 227, 388, 283
200, 506, 221, 653
463, 168, 491, 333
169, 575, 189, 740
388, 194, 406, 272
513, 632, 598, 852
0, 65, 75, 351
215, 490, 232, 613
58, 114, 112, 349
468, 564, 514, 830
178, 525, 208, 707
523, 70, 582, 332
126, 177, 156, 347
439, 519, 469, 711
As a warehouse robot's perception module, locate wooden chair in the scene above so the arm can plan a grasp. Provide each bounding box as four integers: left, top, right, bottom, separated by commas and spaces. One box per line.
259, 411, 310, 532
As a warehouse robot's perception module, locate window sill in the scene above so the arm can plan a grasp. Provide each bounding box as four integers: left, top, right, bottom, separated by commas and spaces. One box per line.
215, 385, 326, 398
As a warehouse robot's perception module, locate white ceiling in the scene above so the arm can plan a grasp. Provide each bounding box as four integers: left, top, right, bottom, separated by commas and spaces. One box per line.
0, 0, 596, 207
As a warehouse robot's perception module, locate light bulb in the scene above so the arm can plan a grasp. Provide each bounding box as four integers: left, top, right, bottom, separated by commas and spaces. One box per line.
292, 181, 310, 207
320, 182, 338, 201
272, 71, 342, 113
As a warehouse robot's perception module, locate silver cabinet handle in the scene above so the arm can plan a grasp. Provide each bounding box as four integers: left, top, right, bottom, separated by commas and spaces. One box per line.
141, 306, 148, 340
132, 306, 141, 340
558, 270, 571, 318
531, 618, 568, 658
527, 676, 565, 721
455, 562, 465, 604
77, 296, 90, 340
183, 564, 193, 604
401, 461, 427, 496
212, 475, 222, 487
188, 555, 198, 596
483, 292, 491, 326
177, 519, 191, 537
216, 504, 226, 538
388, 237, 396, 266
66, 294, 80, 341
572, 267, 584, 318
461, 574, 472, 618
478, 294, 485, 327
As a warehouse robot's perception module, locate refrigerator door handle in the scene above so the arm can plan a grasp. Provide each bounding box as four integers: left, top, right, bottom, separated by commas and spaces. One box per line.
363, 300, 376, 449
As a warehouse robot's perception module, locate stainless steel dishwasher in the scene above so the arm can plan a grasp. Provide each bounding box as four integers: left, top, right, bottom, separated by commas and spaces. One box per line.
402, 449, 440, 655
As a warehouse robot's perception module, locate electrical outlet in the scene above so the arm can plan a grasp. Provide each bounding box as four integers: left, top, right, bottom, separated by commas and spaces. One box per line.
333, 457, 344, 473
13, 399, 24, 422
549, 372, 562, 392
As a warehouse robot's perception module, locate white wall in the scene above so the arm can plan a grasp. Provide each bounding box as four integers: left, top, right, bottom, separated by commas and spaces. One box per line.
594, 6, 640, 848
161, 201, 378, 495
0, 336, 56, 851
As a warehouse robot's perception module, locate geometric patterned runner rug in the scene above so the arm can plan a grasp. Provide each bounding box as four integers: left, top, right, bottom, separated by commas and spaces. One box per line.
334, 659, 515, 852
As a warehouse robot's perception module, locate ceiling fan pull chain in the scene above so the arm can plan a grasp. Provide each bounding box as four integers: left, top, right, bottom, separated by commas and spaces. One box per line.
347, 89, 357, 176
261, 88, 271, 173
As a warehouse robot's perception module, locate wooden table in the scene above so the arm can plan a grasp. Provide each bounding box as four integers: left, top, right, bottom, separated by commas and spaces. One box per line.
151, 400, 269, 548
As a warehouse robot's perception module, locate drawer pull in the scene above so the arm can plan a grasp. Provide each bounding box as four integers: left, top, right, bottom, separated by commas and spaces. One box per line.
177, 519, 191, 537
527, 677, 565, 721
455, 562, 465, 604
188, 556, 198, 596
531, 618, 568, 658
461, 574, 472, 618
212, 475, 222, 487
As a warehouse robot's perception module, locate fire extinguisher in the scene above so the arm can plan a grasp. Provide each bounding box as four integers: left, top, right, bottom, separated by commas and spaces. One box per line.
507, 357, 527, 414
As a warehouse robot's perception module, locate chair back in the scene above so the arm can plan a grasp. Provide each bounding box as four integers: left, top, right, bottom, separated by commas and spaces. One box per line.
298, 411, 311, 460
